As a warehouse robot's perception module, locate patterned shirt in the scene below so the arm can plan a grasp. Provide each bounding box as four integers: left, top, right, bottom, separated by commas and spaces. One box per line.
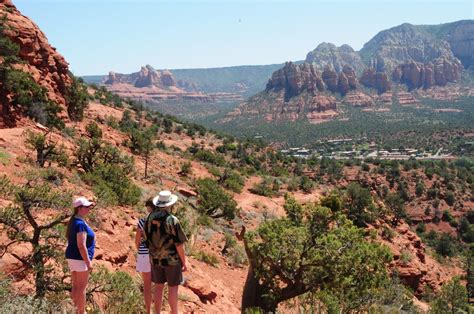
144, 210, 187, 266
137, 218, 149, 255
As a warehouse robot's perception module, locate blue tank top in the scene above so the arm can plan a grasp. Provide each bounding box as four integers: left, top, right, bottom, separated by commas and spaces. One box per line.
65, 217, 95, 260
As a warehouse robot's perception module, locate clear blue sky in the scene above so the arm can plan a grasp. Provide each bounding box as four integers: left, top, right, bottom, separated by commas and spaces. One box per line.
14, 0, 473, 76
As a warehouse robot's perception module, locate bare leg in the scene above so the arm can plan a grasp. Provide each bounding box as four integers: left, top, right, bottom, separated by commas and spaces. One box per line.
71, 271, 77, 309
168, 285, 179, 314
154, 284, 164, 314
75, 271, 90, 314
141, 272, 152, 314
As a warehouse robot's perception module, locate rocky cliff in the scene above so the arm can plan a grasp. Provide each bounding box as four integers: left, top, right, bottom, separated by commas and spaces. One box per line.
392, 57, 462, 90
265, 62, 358, 98
360, 23, 458, 71
0, 0, 72, 112
360, 23, 464, 88
423, 20, 474, 70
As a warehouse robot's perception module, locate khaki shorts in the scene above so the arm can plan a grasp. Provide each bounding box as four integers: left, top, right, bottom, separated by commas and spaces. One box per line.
151, 262, 183, 286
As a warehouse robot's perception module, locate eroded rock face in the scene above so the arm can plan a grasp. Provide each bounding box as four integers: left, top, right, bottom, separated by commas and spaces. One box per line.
392, 57, 462, 90
322, 66, 338, 93
105, 64, 178, 89
360, 68, 391, 94
266, 62, 325, 98
361, 23, 456, 72
0, 0, 72, 107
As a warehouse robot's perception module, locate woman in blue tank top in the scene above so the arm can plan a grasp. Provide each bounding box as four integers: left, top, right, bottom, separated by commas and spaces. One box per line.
65, 197, 95, 314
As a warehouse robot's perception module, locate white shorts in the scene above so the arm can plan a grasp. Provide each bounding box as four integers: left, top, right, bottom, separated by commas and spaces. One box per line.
67, 259, 88, 272
136, 254, 151, 273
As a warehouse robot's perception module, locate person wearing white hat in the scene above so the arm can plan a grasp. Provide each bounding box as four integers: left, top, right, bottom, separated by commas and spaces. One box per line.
65, 197, 95, 314
144, 190, 187, 314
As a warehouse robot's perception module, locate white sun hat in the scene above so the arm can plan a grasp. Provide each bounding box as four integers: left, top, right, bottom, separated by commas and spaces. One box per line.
73, 197, 94, 208
152, 190, 178, 208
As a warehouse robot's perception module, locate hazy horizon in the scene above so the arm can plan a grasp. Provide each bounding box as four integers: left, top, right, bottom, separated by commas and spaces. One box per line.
14, 0, 473, 76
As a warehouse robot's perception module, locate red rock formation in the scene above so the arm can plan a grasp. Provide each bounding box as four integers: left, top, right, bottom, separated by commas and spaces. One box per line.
160, 69, 176, 87
322, 66, 338, 93
105, 65, 178, 89
0, 0, 72, 109
342, 65, 358, 90
392, 57, 462, 90
266, 62, 326, 98
135, 65, 161, 87
337, 72, 349, 95
382, 224, 463, 296
344, 91, 374, 107
360, 68, 391, 94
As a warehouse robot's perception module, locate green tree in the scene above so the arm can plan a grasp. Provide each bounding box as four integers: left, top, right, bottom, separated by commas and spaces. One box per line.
385, 192, 406, 226
430, 277, 469, 313
0, 176, 71, 297
241, 202, 391, 312
299, 175, 314, 193
3, 69, 63, 129
445, 191, 455, 206
24, 130, 66, 167
416, 181, 425, 197
283, 193, 304, 225
435, 233, 457, 257
128, 127, 156, 178
345, 183, 375, 227
218, 169, 245, 194
65, 76, 89, 121
320, 192, 343, 212
196, 178, 239, 220
82, 163, 141, 206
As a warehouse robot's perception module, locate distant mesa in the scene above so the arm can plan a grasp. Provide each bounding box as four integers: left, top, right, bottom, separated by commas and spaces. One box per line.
105, 65, 177, 89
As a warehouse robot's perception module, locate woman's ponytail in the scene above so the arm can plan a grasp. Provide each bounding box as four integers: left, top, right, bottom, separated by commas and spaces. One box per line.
65, 207, 79, 240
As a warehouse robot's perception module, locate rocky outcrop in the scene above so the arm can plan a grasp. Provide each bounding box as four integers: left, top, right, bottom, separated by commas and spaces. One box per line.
383, 224, 463, 296
321, 66, 338, 93
0, 0, 72, 107
266, 62, 359, 98
224, 90, 337, 123
266, 62, 325, 98
305, 42, 365, 73
392, 57, 462, 90
360, 68, 391, 94
105, 64, 178, 89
